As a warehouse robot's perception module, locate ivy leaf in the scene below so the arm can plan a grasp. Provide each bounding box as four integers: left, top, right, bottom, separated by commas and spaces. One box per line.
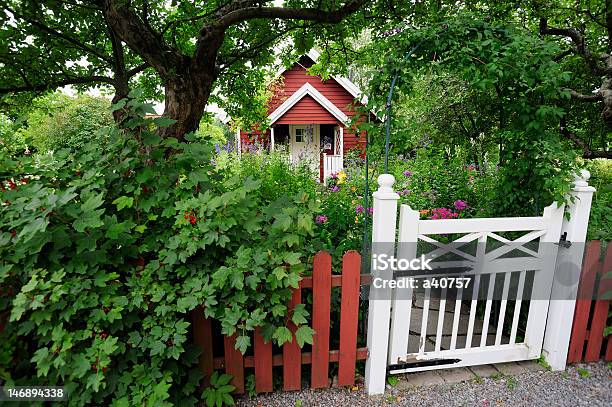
81, 192, 105, 211
272, 326, 292, 345
272, 213, 292, 231
112, 196, 134, 210
284, 252, 301, 265
291, 304, 309, 325
235, 335, 250, 354
153, 117, 177, 128
176, 296, 199, 312
295, 326, 314, 348
73, 209, 105, 232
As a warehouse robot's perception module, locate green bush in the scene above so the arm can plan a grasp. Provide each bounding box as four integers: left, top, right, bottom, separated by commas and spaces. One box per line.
0, 98, 317, 405
585, 159, 612, 241
21, 93, 114, 152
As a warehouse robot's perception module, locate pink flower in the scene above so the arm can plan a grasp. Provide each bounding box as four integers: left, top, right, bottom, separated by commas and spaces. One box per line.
454, 200, 468, 211
355, 204, 364, 214
367, 207, 373, 216
315, 215, 328, 224
429, 207, 459, 220
403, 170, 412, 177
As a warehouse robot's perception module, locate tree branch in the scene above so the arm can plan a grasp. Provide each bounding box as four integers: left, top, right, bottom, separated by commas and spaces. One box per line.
0, 76, 114, 94
214, 0, 366, 29
101, 0, 184, 78
539, 18, 610, 75
567, 88, 603, 101
560, 117, 611, 159
0, 2, 113, 64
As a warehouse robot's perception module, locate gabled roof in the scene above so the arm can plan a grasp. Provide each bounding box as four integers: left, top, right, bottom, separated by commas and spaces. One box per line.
271, 49, 367, 105
268, 82, 349, 124
305, 49, 366, 104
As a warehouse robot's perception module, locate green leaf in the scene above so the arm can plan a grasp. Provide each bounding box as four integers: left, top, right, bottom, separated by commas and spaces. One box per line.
81, 192, 105, 211
291, 304, 309, 325
153, 117, 177, 128
295, 326, 314, 348
112, 196, 134, 210
272, 326, 293, 345
235, 335, 250, 354
284, 252, 301, 265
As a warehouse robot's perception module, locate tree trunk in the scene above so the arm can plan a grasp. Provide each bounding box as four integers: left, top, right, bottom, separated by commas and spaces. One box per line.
160, 71, 214, 139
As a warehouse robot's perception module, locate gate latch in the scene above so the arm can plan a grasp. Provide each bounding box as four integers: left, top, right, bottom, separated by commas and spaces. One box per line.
557, 232, 572, 248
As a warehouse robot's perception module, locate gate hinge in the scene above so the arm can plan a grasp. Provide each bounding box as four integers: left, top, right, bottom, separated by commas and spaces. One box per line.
557, 232, 572, 248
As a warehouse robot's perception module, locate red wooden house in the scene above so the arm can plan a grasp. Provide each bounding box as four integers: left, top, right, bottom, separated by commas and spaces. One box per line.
235, 50, 370, 181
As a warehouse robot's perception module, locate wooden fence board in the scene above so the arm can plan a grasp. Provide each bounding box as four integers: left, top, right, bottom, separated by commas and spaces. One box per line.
190, 307, 214, 386
200, 251, 370, 394
338, 251, 361, 387
584, 245, 611, 362
223, 334, 245, 394
254, 328, 273, 392
283, 287, 302, 391
311, 251, 332, 389
568, 241, 601, 363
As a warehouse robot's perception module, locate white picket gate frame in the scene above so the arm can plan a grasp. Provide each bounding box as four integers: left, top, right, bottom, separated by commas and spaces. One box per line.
365, 171, 595, 395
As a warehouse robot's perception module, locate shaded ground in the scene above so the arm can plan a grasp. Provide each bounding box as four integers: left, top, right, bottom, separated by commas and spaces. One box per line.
238, 361, 611, 407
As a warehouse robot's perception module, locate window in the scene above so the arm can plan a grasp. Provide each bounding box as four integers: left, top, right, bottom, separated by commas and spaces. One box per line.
295, 128, 304, 142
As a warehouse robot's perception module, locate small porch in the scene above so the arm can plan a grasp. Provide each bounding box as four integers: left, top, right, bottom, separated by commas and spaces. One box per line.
270, 123, 344, 182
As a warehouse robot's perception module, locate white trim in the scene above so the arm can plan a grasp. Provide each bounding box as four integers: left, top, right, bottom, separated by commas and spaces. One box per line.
339, 126, 344, 168
270, 126, 275, 152
268, 82, 349, 125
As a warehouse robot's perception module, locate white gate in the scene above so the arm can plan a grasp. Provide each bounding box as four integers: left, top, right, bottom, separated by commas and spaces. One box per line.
387, 203, 563, 373
364, 172, 595, 394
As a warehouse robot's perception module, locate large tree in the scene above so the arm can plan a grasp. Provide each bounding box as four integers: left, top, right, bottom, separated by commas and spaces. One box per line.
1, 0, 399, 139
0, 0, 148, 120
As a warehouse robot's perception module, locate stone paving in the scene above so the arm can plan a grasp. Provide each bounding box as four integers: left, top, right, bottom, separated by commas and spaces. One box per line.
395, 361, 546, 390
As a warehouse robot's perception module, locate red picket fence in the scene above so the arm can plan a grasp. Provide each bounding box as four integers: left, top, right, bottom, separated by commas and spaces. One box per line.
191, 251, 369, 394
568, 241, 612, 363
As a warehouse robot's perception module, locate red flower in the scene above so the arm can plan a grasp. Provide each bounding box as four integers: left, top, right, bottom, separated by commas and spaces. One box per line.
10, 230, 16, 238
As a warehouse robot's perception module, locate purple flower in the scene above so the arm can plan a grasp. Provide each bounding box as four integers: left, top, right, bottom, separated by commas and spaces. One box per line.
401, 189, 411, 196
454, 200, 468, 211
315, 215, 328, 224
330, 172, 338, 180
367, 207, 373, 216
403, 170, 412, 177
331, 185, 340, 193
355, 204, 364, 214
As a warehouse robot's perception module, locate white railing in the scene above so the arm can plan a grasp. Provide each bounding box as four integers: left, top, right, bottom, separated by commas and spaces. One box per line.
322, 153, 343, 183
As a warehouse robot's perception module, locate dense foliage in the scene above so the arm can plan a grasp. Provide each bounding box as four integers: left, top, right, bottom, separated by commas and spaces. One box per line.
0, 98, 319, 405
21, 94, 114, 153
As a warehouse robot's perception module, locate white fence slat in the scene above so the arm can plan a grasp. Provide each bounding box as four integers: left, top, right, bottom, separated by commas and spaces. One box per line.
465, 274, 480, 349
480, 273, 497, 347
419, 287, 431, 355
510, 270, 526, 345
450, 287, 463, 350
495, 272, 512, 346
435, 287, 447, 352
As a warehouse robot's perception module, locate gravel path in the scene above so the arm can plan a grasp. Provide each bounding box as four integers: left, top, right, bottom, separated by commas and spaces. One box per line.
238, 362, 611, 407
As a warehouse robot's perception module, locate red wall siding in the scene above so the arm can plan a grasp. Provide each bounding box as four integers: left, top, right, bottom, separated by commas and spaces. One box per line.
275, 96, 338, 125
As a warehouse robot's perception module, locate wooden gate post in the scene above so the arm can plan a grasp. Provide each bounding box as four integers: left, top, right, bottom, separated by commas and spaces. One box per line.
543, 170, 595, 370
365, 174, 399, 395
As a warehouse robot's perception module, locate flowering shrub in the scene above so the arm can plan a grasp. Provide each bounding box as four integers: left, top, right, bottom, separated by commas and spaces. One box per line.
0, 98, 317, 405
